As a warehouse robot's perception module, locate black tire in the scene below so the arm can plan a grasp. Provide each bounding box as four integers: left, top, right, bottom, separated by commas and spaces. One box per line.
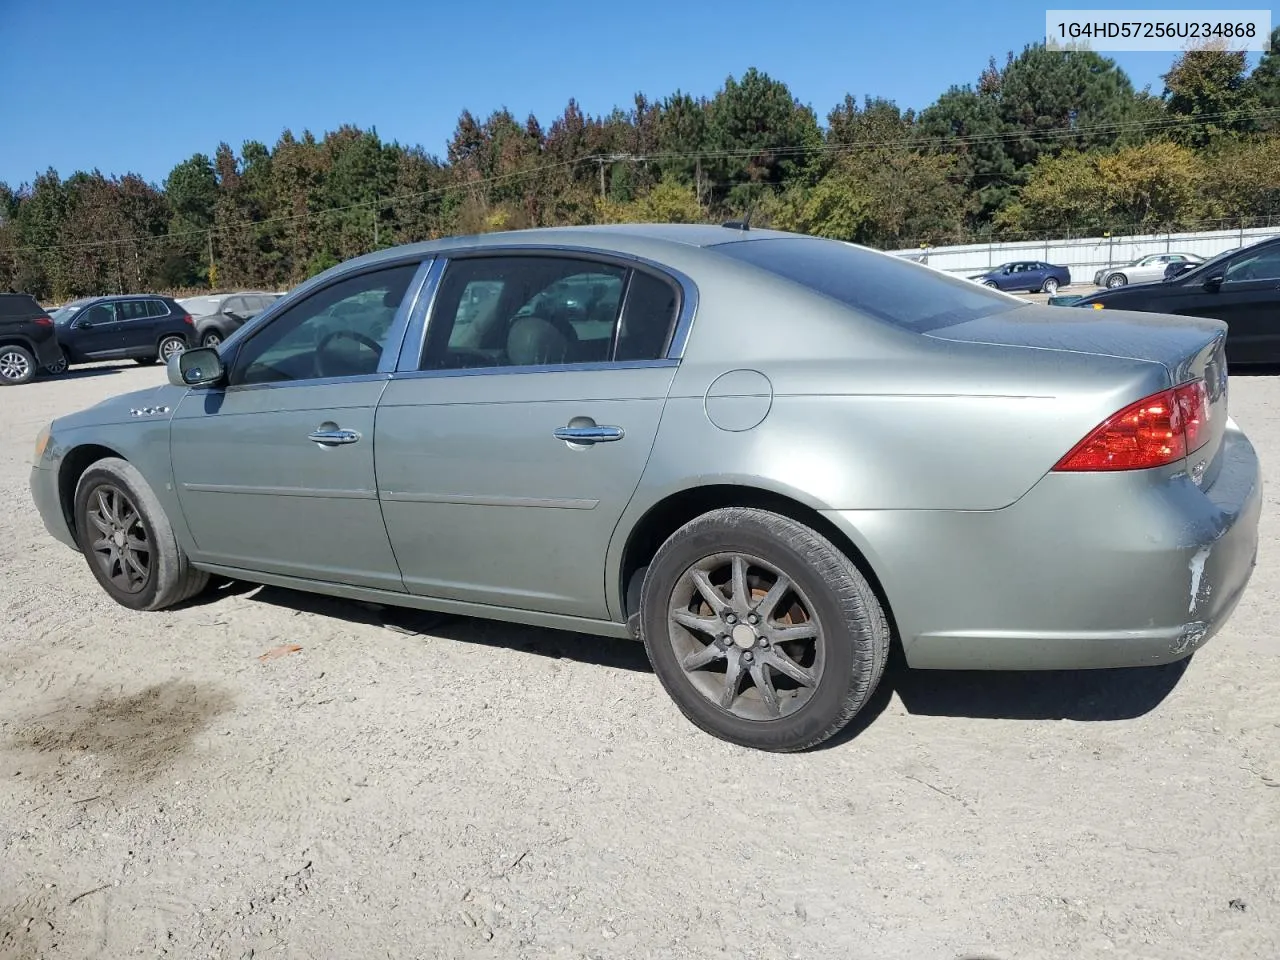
201, 331, 223, 348
73, 457, 210, 611
983, 280, 998, 288
639, 507, 889, 752
1107, 273, 1127, 288
0, 344, 37, 385
44, 355, 69, 375
1042, 278, 1059, 294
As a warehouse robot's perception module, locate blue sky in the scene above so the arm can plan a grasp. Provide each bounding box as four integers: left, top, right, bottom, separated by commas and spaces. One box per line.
0, 0, 1255, 187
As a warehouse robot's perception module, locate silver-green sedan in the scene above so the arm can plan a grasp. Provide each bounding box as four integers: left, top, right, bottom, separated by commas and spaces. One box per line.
29, 224, 1262, 752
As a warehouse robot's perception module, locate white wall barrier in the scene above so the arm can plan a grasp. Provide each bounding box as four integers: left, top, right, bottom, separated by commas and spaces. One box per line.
890, 224, 1279, 287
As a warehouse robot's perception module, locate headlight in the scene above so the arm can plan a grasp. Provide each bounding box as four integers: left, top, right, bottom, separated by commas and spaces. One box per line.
32, 423, 51, 464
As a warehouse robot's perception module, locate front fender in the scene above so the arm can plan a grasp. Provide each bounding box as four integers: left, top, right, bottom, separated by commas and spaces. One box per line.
39, 416, 196, 557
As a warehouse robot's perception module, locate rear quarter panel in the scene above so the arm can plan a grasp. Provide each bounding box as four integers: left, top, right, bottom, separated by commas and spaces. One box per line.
605, 258, 1170, 612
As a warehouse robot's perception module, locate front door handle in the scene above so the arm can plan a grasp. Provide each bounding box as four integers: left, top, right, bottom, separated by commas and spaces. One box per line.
554, 425, 624, 444
308, 427, 361, 446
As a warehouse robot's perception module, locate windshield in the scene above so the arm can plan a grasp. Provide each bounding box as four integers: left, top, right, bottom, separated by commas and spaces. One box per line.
1170, 247, 1240, 282
180, 295, 227, 317
714, 237, 1021, 332
50, 300, 90, 325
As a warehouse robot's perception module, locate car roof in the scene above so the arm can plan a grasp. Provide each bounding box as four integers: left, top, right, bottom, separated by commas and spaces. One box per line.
326, 223, 798, 270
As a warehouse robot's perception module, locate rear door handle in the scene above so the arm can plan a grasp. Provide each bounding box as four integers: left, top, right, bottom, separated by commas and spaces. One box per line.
554, 425, 624, 444
308, 428, 361, 446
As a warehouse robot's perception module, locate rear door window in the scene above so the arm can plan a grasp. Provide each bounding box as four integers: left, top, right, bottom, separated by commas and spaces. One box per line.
713, 237, 1019, 332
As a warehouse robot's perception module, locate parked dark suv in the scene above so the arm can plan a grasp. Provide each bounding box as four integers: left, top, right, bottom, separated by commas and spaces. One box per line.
0, 293, 65, 385
47, 294, 194, 373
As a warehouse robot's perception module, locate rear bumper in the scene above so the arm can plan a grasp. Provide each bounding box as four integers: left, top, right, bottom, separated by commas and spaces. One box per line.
33, 332, 63, 368
824, 420, 1261, 670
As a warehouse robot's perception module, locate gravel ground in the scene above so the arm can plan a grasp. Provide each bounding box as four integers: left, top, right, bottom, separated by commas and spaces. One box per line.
1, 362, 1277, 960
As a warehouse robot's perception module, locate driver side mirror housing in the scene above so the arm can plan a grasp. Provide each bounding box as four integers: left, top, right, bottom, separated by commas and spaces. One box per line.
1203, 274, 1225, 291
168, 347, 225, 387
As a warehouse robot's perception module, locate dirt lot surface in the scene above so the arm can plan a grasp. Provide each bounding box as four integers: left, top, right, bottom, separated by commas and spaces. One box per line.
2, 362, 1277, 960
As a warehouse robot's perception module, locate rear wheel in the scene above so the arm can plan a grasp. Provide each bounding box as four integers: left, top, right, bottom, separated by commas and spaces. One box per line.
639, 507, 889, 752
201, 331, 222, 348
73, 457, 210, 611
0, 344, 36, 385
158, 335, 186, 362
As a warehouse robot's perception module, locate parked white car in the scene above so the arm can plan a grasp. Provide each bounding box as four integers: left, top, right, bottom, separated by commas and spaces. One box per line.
1093, 253, 1204, 289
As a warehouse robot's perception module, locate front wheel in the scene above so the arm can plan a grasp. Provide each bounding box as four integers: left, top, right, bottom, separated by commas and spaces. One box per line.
639, 507, 890, 752
1042, 277, 1059, 294
983, 280, 999, 288
0, 344, 37, 385
73, 457, 210, 611
1106, 273, 1127, 289
44, 355, 69, 375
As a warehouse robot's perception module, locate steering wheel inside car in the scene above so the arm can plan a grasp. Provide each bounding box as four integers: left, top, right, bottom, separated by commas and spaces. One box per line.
315, 329, 383, 378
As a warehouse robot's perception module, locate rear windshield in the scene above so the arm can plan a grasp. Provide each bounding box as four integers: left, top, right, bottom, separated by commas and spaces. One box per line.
180, 296, 227, 317
713, 237, 1021, 332
0, 294, 43, 319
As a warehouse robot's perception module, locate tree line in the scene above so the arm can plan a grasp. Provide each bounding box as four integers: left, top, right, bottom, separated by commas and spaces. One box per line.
3, 35, 1279, 301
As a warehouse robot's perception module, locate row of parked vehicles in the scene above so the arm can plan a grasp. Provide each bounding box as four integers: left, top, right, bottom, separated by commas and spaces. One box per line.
0, 290, 281, 385
964, 251, 1211, 294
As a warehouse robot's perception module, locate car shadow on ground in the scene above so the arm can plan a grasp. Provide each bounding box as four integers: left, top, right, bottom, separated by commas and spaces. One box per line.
220, 584, 1192, 739
39, 367, 122, 381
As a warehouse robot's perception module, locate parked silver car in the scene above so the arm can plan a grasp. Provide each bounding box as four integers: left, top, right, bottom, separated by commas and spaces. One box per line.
29, 224, 1261, 751
1094, 252, 1204, 288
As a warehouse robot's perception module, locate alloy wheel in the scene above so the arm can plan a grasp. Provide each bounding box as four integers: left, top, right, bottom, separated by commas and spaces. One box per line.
85, 484, 151, 594
161, 338, 186, 360
667, 552, 825, 721
0, 349, 32, 382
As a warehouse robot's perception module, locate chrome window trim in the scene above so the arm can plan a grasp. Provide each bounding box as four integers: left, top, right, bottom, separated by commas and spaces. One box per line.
394, 244, 697, 377
386, 357, 679, 383
216, 372, 391, 396
376, 258, 436, 375
395, 257, 447, 372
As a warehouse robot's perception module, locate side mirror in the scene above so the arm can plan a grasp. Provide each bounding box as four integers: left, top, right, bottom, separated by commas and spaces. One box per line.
1203, 274, 1225, 291
168, 347, 225, 387
75, 320, 93, 329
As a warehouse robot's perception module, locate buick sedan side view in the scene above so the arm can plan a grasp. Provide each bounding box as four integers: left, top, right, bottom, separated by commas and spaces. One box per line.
30, 224, 1261, 751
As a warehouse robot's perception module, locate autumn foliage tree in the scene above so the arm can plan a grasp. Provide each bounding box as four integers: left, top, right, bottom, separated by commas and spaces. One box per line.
2, 44, 1278, 301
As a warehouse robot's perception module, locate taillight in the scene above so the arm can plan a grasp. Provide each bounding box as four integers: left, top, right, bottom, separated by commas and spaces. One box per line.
33, 315, 52, 327
1053, 379, 1210, 472
181, 313, 194, 326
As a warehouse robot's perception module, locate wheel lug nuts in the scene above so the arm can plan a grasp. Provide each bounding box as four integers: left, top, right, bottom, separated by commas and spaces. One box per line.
759, 638, 770, 648
743, 651, 754, 662
725, 614, 737, 625
747, 614, 759, 624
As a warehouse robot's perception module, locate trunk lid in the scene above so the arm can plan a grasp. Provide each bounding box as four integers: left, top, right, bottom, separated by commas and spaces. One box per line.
927, 303, 1231, 480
